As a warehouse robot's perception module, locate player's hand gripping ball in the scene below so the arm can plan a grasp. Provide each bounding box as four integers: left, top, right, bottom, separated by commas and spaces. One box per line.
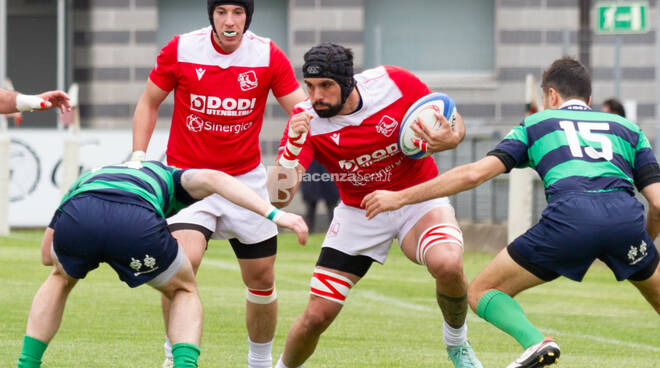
398, 92, 457, 159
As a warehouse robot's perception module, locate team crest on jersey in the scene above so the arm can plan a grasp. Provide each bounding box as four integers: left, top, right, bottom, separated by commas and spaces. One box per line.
238, 70, 258, 91
376, 115, 398, 137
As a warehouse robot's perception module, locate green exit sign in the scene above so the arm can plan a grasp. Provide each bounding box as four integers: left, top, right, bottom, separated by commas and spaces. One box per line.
596, 2, 648, 34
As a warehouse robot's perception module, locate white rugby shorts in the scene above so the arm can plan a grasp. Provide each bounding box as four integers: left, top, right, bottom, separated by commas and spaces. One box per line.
167, 164, 278, 244
322, 197, 453, 264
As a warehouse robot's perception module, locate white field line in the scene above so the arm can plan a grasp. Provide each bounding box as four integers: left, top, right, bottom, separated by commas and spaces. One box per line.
1, 233, 40, 242
541, 328, 660, 353
204, 260, 660, 353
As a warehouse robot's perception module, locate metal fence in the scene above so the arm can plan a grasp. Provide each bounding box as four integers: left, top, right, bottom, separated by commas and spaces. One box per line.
432, 134, 548, 224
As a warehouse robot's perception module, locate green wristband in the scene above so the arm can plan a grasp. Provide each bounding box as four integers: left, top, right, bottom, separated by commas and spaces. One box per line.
266, 208, 279, 221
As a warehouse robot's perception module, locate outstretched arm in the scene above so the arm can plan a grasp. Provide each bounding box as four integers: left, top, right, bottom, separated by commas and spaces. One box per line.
362, 155, 507, 219
0, 88, 71, 114
181, 169, 308, 244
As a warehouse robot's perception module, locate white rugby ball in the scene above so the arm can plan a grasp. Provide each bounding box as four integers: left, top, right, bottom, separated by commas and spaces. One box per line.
398, 92, 457, 159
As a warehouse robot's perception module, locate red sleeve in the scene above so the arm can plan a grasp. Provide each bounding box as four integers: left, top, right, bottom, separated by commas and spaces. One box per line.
269, 41, 301, 98
384, 65, 432, 102
148, 36, 179, 92
277, 106, 315, 169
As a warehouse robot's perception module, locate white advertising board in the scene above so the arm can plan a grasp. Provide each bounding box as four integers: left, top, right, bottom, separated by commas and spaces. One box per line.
9, 129, 169, 227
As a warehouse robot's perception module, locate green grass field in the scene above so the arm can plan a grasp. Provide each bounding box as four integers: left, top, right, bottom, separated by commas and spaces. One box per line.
1, 230, 659, 367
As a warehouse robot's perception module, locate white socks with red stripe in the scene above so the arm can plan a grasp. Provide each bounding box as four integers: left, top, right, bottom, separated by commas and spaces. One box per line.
443, 321, 468, 347
248, 338, 273, 368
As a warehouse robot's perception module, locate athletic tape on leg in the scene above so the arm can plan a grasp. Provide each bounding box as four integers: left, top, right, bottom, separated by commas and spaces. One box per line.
310, 268, 354, 305
246, 287, 277, 304
417, 224, 464, 265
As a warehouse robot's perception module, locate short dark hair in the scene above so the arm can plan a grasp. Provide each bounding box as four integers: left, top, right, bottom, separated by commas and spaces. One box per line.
602, 98, 626, 118
541, 57, 591, 102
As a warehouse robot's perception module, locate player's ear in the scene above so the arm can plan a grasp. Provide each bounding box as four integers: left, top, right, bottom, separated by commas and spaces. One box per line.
548, 88, 560, 108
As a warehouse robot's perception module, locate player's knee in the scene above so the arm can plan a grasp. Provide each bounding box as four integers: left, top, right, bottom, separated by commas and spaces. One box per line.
426, 246, 464, 283
299, 305, 336, 334
243, 266, 275, 290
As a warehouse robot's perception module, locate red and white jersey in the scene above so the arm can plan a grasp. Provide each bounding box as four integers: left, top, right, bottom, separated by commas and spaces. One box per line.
279, 65, 439, 208
150, 26, 300, 176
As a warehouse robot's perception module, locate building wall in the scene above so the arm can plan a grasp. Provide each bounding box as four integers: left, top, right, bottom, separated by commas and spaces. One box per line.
496, 0, 657, 134
73, 0, 159, 129
72, 0, 658, 136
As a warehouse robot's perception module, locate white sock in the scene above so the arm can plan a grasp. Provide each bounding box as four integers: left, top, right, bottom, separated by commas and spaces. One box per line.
443, 321, 467, 347
275, 356, 288, 368
275, 354, 302, 368
248, 338, 273, 368
164, 335, 173, 360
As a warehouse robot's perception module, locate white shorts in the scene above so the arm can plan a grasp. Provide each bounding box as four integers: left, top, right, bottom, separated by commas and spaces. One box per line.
167, 164, 278, 244
322, 197, 453, 264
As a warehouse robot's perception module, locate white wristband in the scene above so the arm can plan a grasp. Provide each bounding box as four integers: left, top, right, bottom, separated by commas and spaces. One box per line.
16, 94, 46, 112
130, 150, 146, 161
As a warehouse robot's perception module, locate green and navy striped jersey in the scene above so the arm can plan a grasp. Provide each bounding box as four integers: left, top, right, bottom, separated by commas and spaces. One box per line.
59, 161, 197, 218
488, 102, 660, 198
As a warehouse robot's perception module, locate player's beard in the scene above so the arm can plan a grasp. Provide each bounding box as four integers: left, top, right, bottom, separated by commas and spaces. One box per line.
313, 101, 343, 118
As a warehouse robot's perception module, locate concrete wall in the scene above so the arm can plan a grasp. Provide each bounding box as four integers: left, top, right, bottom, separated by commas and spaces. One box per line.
71, 0, 658, 135
73, 0, 159, 128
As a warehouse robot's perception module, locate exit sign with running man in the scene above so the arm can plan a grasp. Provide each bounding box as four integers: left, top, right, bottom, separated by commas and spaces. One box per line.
596, 2, 648, 34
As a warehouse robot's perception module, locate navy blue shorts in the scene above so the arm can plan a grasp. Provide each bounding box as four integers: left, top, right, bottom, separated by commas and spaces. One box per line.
51, 194, 184, 287
509, 191, 659, 282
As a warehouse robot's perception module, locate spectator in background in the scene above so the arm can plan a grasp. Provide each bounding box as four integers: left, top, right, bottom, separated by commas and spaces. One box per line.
300, 160, 339, 232
602, 98, 626, 117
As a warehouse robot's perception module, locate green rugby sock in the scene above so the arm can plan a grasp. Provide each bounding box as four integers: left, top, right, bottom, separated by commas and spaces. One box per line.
17, 335, 48, 368
476, 289, 545, 349
172, 343, 201, 368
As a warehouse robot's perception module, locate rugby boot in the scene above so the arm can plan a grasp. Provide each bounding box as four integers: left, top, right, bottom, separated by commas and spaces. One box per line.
446, 340, 484, 368
506, 337, 560, 368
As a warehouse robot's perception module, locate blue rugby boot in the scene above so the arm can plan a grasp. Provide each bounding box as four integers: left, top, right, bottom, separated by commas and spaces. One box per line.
446, 341, 483, 368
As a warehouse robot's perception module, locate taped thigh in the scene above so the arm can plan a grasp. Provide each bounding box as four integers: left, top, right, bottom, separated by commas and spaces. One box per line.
310, 268, 354, 305
417, 224, 463, 265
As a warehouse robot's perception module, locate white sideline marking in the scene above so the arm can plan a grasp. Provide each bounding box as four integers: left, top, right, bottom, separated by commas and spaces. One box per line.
541, 328, 660, 353
203, 259, 240, 271
3, 234, 40, 242
203, 260, 660, 353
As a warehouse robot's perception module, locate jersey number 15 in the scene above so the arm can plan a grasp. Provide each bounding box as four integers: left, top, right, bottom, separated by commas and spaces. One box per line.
559, 121, 613, 161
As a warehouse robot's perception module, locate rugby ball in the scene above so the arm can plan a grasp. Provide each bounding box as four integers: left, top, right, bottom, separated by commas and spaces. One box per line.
398, 93, 457, 159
